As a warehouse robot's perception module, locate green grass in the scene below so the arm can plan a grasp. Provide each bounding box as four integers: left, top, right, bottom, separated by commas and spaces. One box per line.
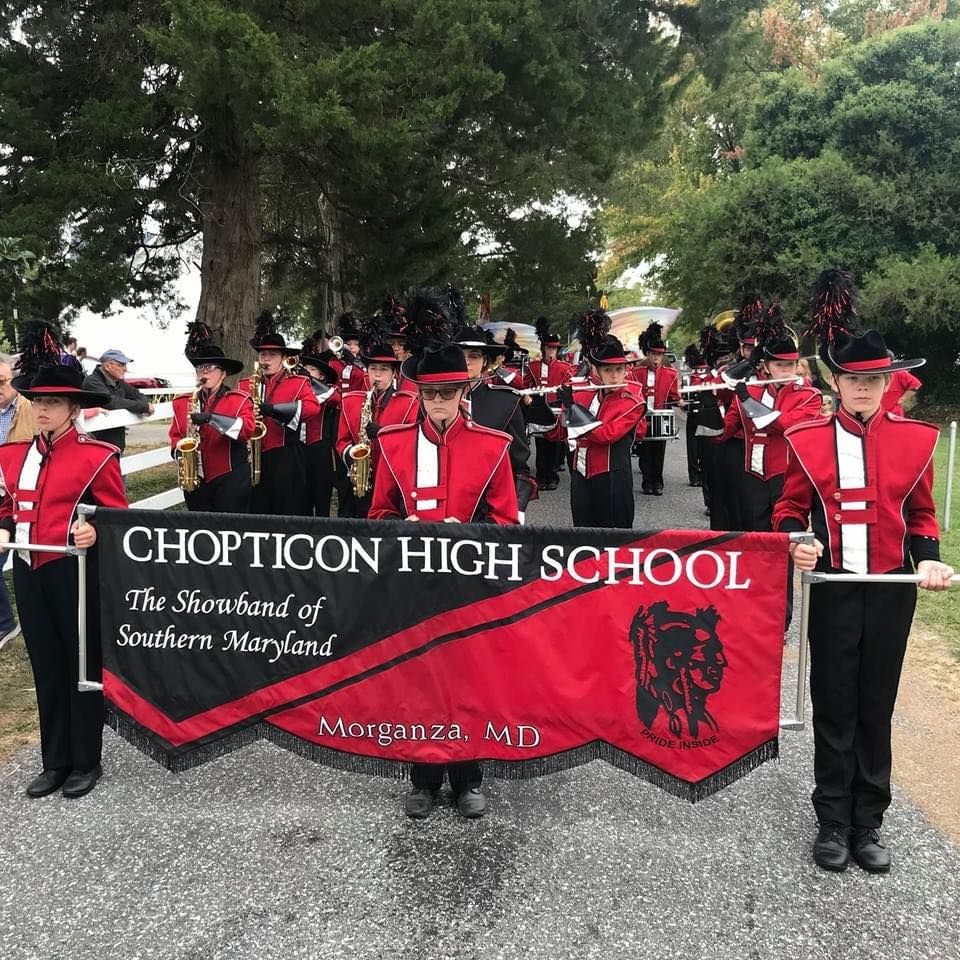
914, 426, 960, 660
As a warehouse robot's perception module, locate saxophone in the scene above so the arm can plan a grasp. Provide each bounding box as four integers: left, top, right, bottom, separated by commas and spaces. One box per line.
176, 387, 203, 492
247, 362, 267, 486
349, 389, 374, 498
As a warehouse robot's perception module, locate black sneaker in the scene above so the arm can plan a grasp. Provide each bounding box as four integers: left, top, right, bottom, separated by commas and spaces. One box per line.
813, 821, 851, 872
852, 827, 890, 873
455, 788, 487, 819
404, 788, 436, 819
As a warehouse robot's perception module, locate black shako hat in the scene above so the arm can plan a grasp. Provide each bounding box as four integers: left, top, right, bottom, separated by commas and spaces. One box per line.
298, 331, 338, 383
588, 335, 634, 366
400, 344, 471, 385
821, 329, 925, 376
187, 342, 245, 376
13, 364, 109, 408
534, 315, 562, 347
639, 321, 667, 353
249, 311, 298, 355
451, 325, 507, 357
360, 342, 402, 365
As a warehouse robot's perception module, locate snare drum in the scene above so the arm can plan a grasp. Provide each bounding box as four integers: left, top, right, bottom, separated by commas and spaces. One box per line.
644, 408, 679, 441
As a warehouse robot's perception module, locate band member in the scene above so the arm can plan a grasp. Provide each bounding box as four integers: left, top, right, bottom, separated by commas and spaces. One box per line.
382, 297, 418, 393
881, 366, 922, 417
455, 326, 536, 519
689, 326, 728, 520
239, 312, 321, 516
298, 334, 341, 518
527, 316, 573, 490
774, 270, 953, 874
710, 300, 763, 529
720, 306, 822, 533
559, 335, 646, 528
0, 329, 127, 799
330, 312, 368, 394
169, 328, 255, 513
494, 329, 528, 387
336, 342, 418, 518
681, 344, 710, 488
632, 321, 681, 496
370, 344, 519, 820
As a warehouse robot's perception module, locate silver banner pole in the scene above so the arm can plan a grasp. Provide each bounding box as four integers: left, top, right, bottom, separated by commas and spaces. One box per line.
76, 505, 102, 693
945, 420, 957, 533
806, 572, 960, 585
781, 532, 814, 731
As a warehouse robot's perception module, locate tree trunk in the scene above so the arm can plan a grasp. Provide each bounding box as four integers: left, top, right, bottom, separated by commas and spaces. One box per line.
194, 109, 262, 376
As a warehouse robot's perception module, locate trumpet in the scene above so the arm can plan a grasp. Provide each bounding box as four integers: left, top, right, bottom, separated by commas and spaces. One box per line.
283, 354, 302, 373
328, 335, 344, 354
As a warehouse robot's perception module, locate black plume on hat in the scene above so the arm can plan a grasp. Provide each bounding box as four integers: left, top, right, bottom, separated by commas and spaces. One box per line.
403, 286, 455, 356
639, 320, 666, 352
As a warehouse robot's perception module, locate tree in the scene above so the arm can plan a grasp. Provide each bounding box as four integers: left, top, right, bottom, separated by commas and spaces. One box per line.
601, 16, 960, 391
1, 1, 757, 362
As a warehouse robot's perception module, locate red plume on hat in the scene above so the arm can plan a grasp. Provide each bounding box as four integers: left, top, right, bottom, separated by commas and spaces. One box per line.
806, 269, 859, 345
16, 320, 64, 377
576, 307, 612, 356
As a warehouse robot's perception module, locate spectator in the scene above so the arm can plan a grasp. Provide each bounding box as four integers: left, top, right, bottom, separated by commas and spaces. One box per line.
0, 354, 27, 649
76, 347, 99, 376
82, 349, 154, 452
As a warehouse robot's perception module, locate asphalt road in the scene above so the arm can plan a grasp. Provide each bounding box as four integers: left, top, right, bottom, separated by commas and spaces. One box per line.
1, 426, 958, 960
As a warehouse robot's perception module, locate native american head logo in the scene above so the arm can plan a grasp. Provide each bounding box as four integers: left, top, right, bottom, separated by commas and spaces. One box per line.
630, 602, 727, 739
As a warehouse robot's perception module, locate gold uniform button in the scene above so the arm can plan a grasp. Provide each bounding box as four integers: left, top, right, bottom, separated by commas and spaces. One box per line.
833, 492, 842, 501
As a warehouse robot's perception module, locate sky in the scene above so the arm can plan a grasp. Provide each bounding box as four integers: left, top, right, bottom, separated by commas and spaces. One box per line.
71, 266, 200, 385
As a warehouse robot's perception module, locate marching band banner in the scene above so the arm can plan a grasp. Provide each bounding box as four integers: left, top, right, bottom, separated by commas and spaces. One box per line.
95, 509, 789, 801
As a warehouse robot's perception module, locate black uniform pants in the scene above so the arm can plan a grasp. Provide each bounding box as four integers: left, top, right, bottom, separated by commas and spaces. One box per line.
685, 415, 702, 484
739, 473, 793, 628
637, 439, 667, 492
305, 440, 337, 518
808, 572, 917, 829
570, 469, 634, 529
535, 437, 564, 484
411, 761, 483, 795
699, 437, 718, 514
184, 464, 251, 513
712, 438, 746, 531
14, 555, 103, 772
251, 444, 309, 516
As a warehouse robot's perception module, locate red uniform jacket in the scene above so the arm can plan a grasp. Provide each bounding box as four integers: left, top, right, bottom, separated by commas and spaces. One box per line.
336, 387, 420, 488
238, 371, 321, 452
772, 408, 940, 575
0, 426, 127, 569
568, 383, 646, 479
630, 363, 680, 411
370, 414, 518, 524
304, 380, 341, 445
330, 357, 368, 395
881, 369, 922, 417
720, 381, 822, 480
169, 388, 255, 483
523, 358, 574, 401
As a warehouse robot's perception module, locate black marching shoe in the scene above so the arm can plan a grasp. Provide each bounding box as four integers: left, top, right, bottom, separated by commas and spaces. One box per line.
62, 764, 102, 799
813, 821, 851, 872
456, 788, 488, 819
653, 487, 664, 496
404, 788, 437, 819
852, 827, 891, 873
26, 768, 69, 798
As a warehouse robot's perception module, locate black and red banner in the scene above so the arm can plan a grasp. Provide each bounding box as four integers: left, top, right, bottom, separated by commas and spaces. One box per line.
96, 509, 789, 800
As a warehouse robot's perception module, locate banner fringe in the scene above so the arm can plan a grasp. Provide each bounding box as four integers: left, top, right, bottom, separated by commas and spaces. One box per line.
107, 708, 779, 801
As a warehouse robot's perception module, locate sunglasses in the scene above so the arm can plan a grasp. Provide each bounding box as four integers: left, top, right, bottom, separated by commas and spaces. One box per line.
419, 386, 461, 401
